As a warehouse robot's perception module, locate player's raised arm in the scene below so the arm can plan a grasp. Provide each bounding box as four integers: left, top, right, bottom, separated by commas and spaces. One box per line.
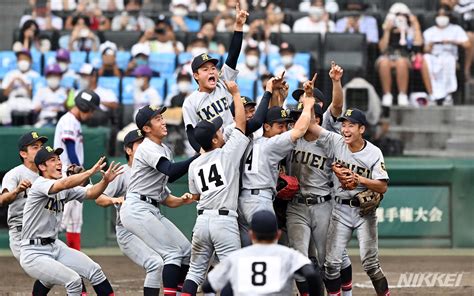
245, 77, 276, 134
85, 161, 124, 200
0, 180, 31, 206
290, 92, 315, 142
328, 61, 344, 117
224, 3, 249, 70
225, 80, 245, 133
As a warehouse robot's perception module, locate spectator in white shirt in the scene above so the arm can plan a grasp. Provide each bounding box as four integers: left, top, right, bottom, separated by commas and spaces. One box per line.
421, 5, 471, 105
265, 3, 291, 33
33, 64, 67, 127
335, 0, 379, 44
293, 5, 335, 36
111, 0, 154, 31
274, 42, 308, 83
132, 65, 163, 114
2, 50, 40, 102
237, 45, 269, 80
20, 2, 63, 31
77, 64, 119, 112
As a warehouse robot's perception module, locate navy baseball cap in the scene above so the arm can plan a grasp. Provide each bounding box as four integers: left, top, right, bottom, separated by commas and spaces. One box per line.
135, 105, 167, 130
191, 53, 219, 73
124, 129, 144, 146
193, 116, 223, 148
229, 96, 257, 116
292, 88, 326, 106
18, 131, 48, 150
265, 106, 293, 124
34, 146, 63, 166
75, 89, 100, 113
290, 102, 324, 120
251, 210, 278, 236
337, 108, 368, 126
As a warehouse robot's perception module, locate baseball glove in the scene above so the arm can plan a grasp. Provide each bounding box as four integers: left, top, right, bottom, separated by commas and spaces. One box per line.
66, 164, 85, 176
276, 173, 299, 201
355, 189, 384, 216
332, 162, 359, 190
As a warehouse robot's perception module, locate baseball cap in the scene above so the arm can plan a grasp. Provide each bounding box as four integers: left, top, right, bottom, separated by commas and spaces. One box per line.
56, 48, 70, 61
191, 53, 219, 73
250, 210, 278, 236
135, 105, 167, 130
131, 43, 150, 58
279, 42, 295, 54
78, 63, 95, 76
75, 89, 100, 112
292, 88, 326, 106
229, 96, 257, 116
34, 146, 63, 166
16, 49, 32, 59
193, 116, 223, 149
18, 131, 48, 150
132, 65, 153, 77
291, 101, 323, 118
337, 108, 368, 126
265, 106, 293, 124
155, 14, 171, 26
99, 41, 117, 56
44, 64, 62, 76
124, 129, 144, 146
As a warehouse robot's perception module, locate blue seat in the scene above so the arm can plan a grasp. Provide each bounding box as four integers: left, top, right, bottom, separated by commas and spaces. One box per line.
178, 52, 193, 65
32, 76, 46, 97
88, 51, 102, 69
70, 51, 87, 72
149, 53, 176, 78
267, 53, 310, 76
43, 51, 57, 67
121, 76, 135, 105
61, 76, 76, 89
116, 51, 131, 71
236, 78, 255, 99
284, 78, 300, 107
150, 77, 166, 99
30, 49, 42, 74
0, 51, 17, 79
98, 76, 120, 97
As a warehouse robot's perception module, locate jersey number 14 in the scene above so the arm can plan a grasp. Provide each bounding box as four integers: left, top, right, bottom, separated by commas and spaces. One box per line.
196, 162, 227, 193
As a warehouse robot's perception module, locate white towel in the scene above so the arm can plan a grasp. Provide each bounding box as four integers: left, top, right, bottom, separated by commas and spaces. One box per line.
424, 53, 458, 100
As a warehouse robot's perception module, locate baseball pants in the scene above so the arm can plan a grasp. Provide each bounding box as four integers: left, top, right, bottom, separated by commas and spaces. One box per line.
238, 188, 274, 247
61, 200, 83, 233
20, 239, 106, 295
324, 203, 385, 282
116, 225, 164, 289
9, 227, 21, 260
120, 194, 191, 267
185, 210, 241, 285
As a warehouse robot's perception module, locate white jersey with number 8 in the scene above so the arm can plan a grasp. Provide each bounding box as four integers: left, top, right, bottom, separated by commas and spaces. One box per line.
207, 244, 311, 295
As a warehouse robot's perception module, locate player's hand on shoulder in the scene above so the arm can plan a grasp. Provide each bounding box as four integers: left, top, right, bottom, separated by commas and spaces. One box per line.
224, 80, 240, 96
101, 161, 124, 183
329, 61, 343, 82
15, 179, 32, 194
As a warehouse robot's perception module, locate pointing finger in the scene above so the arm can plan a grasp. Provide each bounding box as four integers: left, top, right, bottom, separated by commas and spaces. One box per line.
311, 73, 317, 84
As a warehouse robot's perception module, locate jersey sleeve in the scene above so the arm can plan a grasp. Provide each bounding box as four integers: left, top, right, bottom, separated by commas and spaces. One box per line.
1, 170, 19, 192
183, 95, 199, 129
222, 128, 250, 163
318, 129, 342, 159
141, 143, 169, 169
188, 162, 199, 195
59, 116, 79, 142
267, 131, 296, 160
322, 109, 341, 134
33, 178, 57, 197
371, 149, 389, 181
64, 186, 87, 203
220, 63, 239, 82
207, 257, 232, 292
454, 25, 469, 43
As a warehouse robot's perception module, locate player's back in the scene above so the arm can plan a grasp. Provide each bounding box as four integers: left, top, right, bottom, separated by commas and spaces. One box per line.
209, 243, 310, 296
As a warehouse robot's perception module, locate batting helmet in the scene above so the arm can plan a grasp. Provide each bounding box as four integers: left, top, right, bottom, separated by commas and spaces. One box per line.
75, 89, 100, 112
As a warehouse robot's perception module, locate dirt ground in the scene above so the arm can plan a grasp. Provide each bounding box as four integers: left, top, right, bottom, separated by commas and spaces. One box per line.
0, 253, 472, 295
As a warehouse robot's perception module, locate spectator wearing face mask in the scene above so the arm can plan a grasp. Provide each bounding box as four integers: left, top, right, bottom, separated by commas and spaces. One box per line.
243, 19, 279, 54
132, 65, 163, 114
165, 70, 193, 108
377, 2, 423, 107
2, 50, 40, 101
293, 5, 335, 36
421, 5, 471, 105
77, 64, 119, 112
335, 0, 379, 44
237, 45, 268, 80
170, 0, 201, 32
60, 15, 100, 51
134, 16, 185, 54
198, 21, 226, 55
97, 41, 122, 77
56, 49, 79, 84
125, 43, 160, 77
111, 0, 154, 31
274, 42, 308, 83
33, 64, 67, 127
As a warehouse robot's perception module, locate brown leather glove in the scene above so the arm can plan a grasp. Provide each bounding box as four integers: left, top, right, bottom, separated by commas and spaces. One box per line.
332, 162, 359, 190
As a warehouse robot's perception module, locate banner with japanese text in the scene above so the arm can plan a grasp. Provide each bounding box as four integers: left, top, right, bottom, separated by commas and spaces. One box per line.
377, 186, 450, 237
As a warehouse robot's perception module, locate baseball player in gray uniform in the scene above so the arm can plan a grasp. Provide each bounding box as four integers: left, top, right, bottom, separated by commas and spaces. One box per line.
182, 4, 248, 152
308, 108, 390, 296
181, 81, 249, 296
238, 95, 315, 246
201, 210, 320, 296
20, 147, 122, 296
120, 105, 198, 296
102, 129, 164, 296
0, 131, 55, 295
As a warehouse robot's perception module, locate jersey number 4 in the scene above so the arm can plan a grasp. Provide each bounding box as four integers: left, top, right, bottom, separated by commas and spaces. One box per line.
245, 146, 259, 174
197, 163, 225, 192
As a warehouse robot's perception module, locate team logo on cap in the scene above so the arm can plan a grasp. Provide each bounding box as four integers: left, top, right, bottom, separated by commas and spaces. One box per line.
345, 109, 353, 116
149, 105, 158, 111
201, 53, 210, 61
45, 146, 53, 152
297, 102, 303, 110
31, 132, 39, 139
281, 110, 288, 118
241, 97, 248, 104
137, 130, 142, 137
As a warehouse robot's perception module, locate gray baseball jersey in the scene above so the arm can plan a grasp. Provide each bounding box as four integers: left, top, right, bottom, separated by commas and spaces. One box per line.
1, 164, 39, 228
207, 243, 311, 295
288, 138, 331, 196
104, 164, 131, 226
322, 109, 341, 134
182, 64, 238, 130
189, 128, 250, 211
127, 138, 172, 202
319, 129, 389, 199
21, 177, 87, 240
241, 132, 296, 192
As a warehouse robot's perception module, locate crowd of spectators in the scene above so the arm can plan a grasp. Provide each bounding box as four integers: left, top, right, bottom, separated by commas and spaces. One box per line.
0, 0, 473, 156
